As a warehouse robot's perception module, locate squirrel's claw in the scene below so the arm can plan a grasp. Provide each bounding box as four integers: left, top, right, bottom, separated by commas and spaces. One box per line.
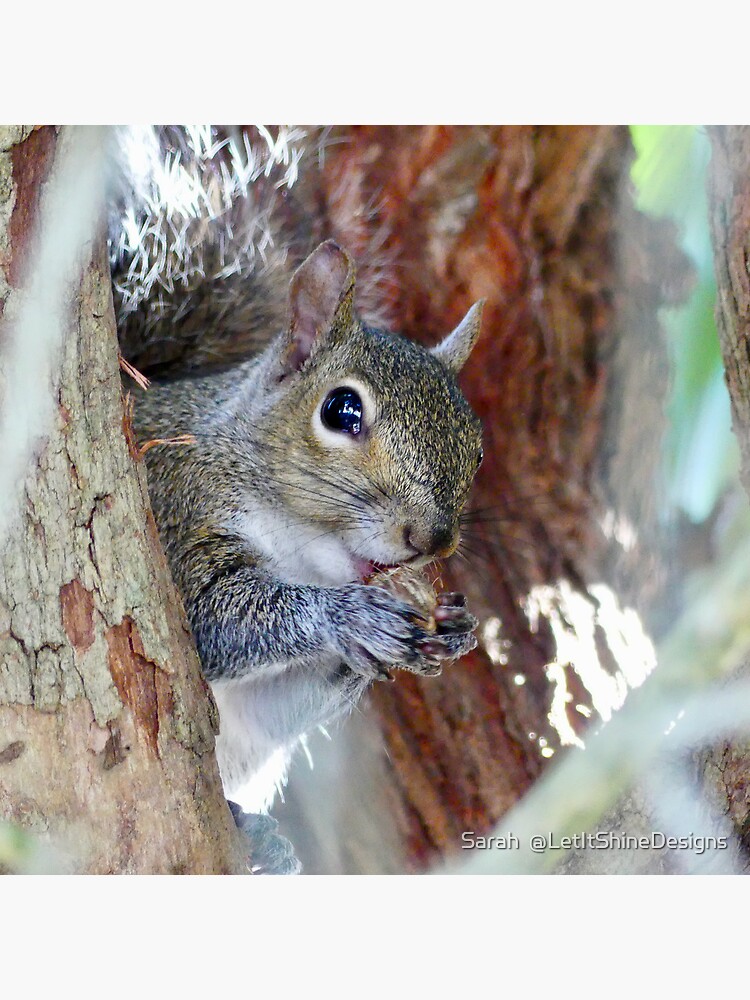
433, 605, 479, 634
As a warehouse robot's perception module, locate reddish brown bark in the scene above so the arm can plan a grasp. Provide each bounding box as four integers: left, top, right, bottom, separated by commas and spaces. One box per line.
6, 126, 57, 288
279, 125, 687, 870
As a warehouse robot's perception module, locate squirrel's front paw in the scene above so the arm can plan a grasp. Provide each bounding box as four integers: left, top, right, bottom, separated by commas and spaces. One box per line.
328, 585, 430, 679
328, 585, 477, 680
404, 591, 478, 676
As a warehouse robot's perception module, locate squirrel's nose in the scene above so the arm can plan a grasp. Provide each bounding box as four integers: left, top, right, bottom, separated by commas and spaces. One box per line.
405, 523, 458, 559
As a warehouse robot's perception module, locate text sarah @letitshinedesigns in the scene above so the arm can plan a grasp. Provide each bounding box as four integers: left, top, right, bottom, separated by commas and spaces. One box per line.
461, 832, 729, 854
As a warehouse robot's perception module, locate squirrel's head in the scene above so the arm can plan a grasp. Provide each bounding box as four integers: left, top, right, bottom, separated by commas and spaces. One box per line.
255, 241, 484, 580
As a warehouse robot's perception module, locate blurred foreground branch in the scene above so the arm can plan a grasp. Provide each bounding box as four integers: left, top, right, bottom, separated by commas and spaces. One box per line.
457, 525, 750, 874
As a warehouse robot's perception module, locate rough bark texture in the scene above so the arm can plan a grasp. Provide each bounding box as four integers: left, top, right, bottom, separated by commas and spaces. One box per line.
278, 126, 688, 872
711, 127, 750, 496
703, 126, 750, 859
0, 127, 246, 873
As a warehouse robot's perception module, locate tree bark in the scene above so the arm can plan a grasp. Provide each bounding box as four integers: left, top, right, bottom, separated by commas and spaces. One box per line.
711, 127, 750, 497
0, 127, 246, 873
702, 126, 750, 861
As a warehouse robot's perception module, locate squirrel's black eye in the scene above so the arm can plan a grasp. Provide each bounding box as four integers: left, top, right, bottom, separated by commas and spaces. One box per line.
476, 447, 484, 469
321, 388, 363, 435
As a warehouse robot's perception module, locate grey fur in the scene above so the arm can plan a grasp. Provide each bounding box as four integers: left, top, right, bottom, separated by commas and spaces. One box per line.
110, 125, 321, 375
131, 257, 482, 811
114, 131, 484, 815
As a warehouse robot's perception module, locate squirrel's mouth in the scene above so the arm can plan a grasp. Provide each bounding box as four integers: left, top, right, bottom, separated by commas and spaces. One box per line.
356, 559, 402, 583
356, 556, 425, 583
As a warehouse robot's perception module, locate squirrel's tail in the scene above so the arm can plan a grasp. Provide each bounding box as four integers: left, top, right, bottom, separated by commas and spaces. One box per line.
110, 126, 331, 377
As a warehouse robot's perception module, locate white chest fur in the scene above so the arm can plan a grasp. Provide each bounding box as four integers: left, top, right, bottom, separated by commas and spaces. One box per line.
229, 502, 359, 586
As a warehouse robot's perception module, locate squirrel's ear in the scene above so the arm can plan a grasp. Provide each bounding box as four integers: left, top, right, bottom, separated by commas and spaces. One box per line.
282, 240, 356, 374
430, 300, 485, 373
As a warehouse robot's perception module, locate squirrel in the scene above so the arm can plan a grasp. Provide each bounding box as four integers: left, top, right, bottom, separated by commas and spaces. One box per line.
111, 126, 484, 869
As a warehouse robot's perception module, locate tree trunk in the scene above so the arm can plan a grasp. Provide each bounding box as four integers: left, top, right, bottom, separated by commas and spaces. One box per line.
0, 127, 246, 874
702, 126, 750, 860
